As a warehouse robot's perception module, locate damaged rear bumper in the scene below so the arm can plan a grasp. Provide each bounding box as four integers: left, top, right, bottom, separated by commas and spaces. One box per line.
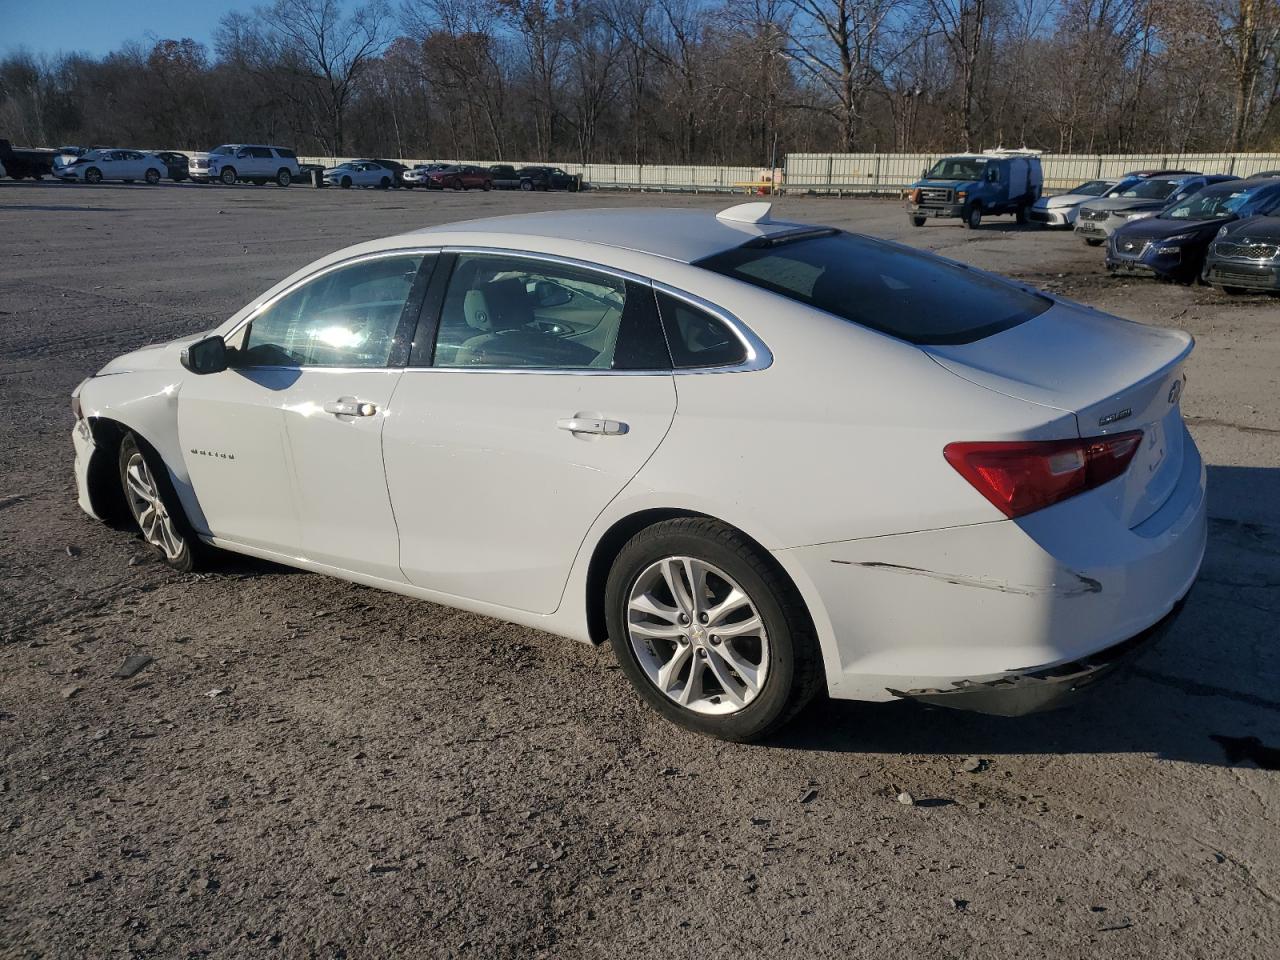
888, 593, 1189, 716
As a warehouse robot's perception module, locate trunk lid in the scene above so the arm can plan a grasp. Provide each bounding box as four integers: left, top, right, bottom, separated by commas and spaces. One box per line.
925, 301, 1192, 528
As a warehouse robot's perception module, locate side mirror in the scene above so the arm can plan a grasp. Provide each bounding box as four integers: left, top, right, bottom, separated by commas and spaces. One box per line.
533, 280, 572, 308
181, 335, 228, 375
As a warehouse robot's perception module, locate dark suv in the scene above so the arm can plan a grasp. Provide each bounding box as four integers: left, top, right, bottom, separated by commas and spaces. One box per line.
517, 166, 580, 192
489, 164, 521, 189
1107, 177, 1280, 282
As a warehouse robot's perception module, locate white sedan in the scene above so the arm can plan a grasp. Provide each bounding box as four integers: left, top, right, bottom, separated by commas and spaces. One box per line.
57, 149, 168, 185
324, 161, 395, 189
1028, 178, 1119, 227
70, 203, 1205, 741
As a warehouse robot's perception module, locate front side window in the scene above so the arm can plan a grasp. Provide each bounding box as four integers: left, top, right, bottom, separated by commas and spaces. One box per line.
431, 254, 669, 370
696, 232, 1051, 345
237, 255, 426, 367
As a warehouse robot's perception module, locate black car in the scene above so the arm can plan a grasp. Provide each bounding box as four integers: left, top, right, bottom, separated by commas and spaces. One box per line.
371, 159, 410, 188
1202, 213, 1280, 293
153, 151, 190, 182
516, 165, 580, 192
1106, 177, 1280, 282
489, 164, 521, 189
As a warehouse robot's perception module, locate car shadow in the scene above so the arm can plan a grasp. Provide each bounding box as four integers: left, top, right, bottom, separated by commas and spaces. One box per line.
770, 463, 1280, 770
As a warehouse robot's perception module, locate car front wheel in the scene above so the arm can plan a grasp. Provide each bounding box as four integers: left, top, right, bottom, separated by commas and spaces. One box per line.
606, 518, 823, 742
85, 167, 102, 184
964, 204, 982, 229
220, 168, 237, 185
118, 433, 210, 573
144, 168, 161, 185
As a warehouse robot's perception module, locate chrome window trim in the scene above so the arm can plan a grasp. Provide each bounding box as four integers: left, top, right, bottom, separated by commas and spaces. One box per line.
406, 245, 773, 376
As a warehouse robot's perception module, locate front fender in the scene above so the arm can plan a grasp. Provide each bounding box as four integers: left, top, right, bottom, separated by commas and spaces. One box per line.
77, 371, 206, 532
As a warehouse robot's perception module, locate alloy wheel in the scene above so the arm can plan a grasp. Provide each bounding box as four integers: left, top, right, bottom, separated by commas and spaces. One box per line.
626, 556, 769, 716
123, 452, 184, 560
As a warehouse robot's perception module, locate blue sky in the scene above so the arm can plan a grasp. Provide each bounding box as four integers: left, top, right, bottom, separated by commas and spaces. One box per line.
1, 0, 261, 58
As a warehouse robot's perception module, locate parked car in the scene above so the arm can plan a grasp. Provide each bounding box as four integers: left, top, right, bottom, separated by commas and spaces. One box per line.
1202, 214, 1280, 294
323, 160, 397, 189
906, 149, 1043, 228
206, 144, 301, 186
52, 146, 89, 176
370, 159, 410, 188
70, 202, 1204, 741
187, 152, 212, 182
1028, 179, 1119, 227
489, 164, 521, 189
425, 164, 493, 190
0, 138, 57, 179
402, 163, 449, 186
1074, 173, 1235, 245
153, 151, 190, 182
1106, 177, 1280, 282
56, 149, 169, 184
517, 165, 581, 192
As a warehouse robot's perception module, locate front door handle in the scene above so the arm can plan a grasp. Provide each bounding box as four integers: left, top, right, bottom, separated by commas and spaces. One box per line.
323, 398, 378, 417
556, 417, 628, 436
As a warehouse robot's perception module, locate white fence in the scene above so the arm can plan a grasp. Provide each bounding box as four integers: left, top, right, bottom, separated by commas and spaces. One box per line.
299, 152, 1280, 195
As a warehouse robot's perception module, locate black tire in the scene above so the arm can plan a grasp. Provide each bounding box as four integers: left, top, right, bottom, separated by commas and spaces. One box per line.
117, 433, 213, 573
964, 204, 982, 229
276, 168, 292, 187
85, 167, 102, 184
451, 177, 463, 190
379, 176, 391, 189
220, 167, 237, 185
1015, 203, 1029, 225
1085, 237, 1104, 247
341, 176, 352, 189
605, 518, 823, 742
144, 168, 161, 185
482, 180, 492, 191
910, 215, 926, 227
520, 179, 534, 191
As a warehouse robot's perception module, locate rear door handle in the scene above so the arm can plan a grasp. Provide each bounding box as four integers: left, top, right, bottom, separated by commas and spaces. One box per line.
556, 417, 628, 436
323, 398, 378, 417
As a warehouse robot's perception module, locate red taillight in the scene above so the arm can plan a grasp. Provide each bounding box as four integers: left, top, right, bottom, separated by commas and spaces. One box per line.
944, 431, 1142, 519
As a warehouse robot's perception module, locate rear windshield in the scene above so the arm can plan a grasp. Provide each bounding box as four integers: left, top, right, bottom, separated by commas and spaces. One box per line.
694, 232, 1051, 345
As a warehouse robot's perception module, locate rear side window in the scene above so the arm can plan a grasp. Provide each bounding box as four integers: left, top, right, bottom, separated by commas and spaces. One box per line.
695, 232, 1050, 345
275, 148, 297, 159
655, 292, 746, 368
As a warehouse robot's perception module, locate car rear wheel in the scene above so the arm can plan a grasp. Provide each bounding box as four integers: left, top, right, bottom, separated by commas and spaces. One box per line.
144, 168, 161, 185
85, 167, 102, 184
118, 433, 211, 573
910, 215, 926, 227
1015, 203, 1029, 225
276, 168, 292, 187
220, 168, 237, 185
1085, 237, 1104, 247
606, 518, 822, 742
964, 204, 982, 229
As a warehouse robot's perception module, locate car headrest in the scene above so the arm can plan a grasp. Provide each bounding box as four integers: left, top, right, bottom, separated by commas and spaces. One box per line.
463, 289, 493, 332
482, 277, 533, 331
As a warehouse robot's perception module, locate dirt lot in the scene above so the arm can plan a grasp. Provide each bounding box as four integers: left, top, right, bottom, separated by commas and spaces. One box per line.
1, 181, 1277, 959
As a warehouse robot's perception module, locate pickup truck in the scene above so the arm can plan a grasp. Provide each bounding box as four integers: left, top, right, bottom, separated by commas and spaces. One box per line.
0, 139, 58, 180
906, 149, 1044, 228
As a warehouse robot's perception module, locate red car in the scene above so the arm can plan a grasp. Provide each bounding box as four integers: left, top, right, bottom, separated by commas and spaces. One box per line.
426, 164, 493, 191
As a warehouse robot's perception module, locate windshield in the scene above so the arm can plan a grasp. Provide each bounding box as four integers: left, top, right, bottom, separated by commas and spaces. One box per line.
1118, 178, 1183, 200
1162, 184, 1272, 221
925, 158, 988, 181
210, 145, 236, 155
695, 232, 1050, 345
1070, 180, 1111, 196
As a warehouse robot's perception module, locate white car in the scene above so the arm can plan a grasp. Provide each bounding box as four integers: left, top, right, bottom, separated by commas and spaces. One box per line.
206, 144, 300, 186
70, 203, 1206, 741
57, 149, 168, 185
1028, 179, 1119, 227
187, 152, 212, 182
324, 160, 395, 189
403, 164, 447, 185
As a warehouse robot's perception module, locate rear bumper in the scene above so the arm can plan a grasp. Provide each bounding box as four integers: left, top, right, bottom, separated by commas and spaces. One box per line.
779, 425, 1206, 706
1202, 261, 1280, 290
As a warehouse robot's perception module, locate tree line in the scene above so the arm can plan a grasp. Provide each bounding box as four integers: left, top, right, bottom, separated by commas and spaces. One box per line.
2, 0, 1278, 167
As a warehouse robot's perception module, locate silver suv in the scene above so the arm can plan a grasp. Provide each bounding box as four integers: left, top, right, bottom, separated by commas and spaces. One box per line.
206, 145, 301, 187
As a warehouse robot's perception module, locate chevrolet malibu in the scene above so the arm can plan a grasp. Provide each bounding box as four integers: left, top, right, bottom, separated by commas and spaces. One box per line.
71, 204, 1206, 741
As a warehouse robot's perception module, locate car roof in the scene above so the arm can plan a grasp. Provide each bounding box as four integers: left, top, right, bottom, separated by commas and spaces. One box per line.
407, 206, 821, 264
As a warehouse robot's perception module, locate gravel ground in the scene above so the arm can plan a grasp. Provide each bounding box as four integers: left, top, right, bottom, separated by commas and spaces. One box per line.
1, 181, 1278, 960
